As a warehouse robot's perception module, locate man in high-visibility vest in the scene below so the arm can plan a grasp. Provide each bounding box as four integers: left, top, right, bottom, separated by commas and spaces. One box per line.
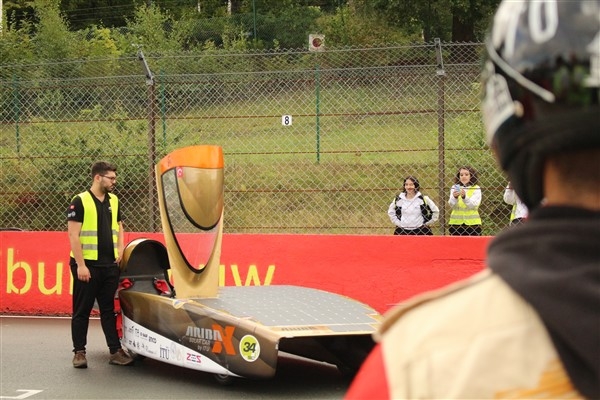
67, 161, 133, 368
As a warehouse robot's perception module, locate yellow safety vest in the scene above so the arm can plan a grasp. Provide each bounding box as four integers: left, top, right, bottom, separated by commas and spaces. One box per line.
510, 204, 518, 221
449, 186, 481, 226
70, 191, 119, 260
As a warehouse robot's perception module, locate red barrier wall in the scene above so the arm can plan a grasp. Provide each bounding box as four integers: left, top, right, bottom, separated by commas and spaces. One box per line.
0, 232, 490, 315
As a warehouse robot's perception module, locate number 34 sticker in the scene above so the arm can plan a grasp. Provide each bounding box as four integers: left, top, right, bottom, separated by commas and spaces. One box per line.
239, 335, 261, 362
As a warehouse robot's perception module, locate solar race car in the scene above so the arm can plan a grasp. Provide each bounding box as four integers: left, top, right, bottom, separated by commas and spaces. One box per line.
116, 145, 381, 384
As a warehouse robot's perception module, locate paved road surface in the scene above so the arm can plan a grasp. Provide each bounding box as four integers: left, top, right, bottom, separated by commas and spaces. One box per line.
0, 316, 352, 400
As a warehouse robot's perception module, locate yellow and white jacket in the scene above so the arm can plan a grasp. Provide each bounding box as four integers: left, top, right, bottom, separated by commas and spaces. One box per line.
376, 270, 580, 399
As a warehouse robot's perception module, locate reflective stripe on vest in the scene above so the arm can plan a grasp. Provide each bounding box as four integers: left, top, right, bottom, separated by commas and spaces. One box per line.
449, 186, 482, 226
510, 204, 518, 221
70, 191, 119, 260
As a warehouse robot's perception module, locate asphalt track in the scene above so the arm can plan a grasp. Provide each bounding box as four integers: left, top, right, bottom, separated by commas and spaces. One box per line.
0, 316, 352, 400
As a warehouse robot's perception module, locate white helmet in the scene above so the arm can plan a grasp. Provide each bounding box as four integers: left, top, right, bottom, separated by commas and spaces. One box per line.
481, 0, 600, 208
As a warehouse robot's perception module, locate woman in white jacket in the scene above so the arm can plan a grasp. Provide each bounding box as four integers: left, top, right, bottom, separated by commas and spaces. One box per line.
388, 176, 439, 235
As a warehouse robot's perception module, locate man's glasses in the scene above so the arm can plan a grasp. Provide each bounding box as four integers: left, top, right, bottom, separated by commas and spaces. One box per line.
100, 175, 117, 182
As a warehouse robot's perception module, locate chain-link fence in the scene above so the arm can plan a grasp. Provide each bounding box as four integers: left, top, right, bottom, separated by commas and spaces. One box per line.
0, 42, 514, 235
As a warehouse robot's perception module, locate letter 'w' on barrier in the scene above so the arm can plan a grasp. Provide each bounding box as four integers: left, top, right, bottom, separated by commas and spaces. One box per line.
155, 146, 224, 298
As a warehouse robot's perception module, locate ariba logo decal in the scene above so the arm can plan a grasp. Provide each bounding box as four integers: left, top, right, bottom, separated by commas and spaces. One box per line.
185, 324, 236, 355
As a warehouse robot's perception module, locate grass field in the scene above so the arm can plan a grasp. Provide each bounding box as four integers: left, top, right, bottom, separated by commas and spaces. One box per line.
0, 70, 510, 235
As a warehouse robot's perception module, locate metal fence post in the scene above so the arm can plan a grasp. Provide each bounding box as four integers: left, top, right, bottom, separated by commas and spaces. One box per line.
160, 70, 167, 148
435, 38, 447, 235
315, 62, 321, 164
138, 50, 158, 232
12, 74, 20, 156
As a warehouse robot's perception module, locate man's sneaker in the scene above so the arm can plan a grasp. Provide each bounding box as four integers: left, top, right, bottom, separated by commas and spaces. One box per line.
73, 351, 87, 368
109, 349, 134, 366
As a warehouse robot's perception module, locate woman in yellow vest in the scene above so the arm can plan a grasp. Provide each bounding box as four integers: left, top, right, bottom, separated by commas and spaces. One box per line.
503, 181, 528, 226
448, 166, 482, 236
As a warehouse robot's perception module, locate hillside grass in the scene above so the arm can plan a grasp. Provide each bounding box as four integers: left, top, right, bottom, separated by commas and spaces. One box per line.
0, 77, 510, 235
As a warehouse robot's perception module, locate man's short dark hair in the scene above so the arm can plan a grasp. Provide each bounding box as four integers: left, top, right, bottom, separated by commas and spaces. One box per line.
550, 149, 600, 187
91, 161, 117, 178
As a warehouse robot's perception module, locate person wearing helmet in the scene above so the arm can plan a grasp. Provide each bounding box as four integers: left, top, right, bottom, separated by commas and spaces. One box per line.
345, 1, 599, 398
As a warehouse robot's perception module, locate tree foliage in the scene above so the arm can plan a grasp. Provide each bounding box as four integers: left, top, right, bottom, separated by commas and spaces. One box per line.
124, 4, 189, 53
33, 0, 75, 61
3, 0, 36, 31
317, 3, 419, 47
0, 0, 498, 67
371, 0, 500, 42
59, 0, 134, 30
0, 18, 35, 64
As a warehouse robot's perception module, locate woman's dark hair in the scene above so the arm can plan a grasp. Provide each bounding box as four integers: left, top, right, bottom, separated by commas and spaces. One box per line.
454, 166, 478, 185
403, 176, 420, 192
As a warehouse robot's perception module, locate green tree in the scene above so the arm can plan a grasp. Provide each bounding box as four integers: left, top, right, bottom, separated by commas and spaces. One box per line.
59, 0, 133, 30
242, 0, 344, 14
258, 5, 321, 49
371, 0, 499, 43
121, 4, 197, 54
33, 0, 75, 61
196, 0, 229, 17
0, 18, 35, 64
3, 0, 35, 31
450, 0, 500, 42
73, 26, 123, 76
317, 3, 418, 47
